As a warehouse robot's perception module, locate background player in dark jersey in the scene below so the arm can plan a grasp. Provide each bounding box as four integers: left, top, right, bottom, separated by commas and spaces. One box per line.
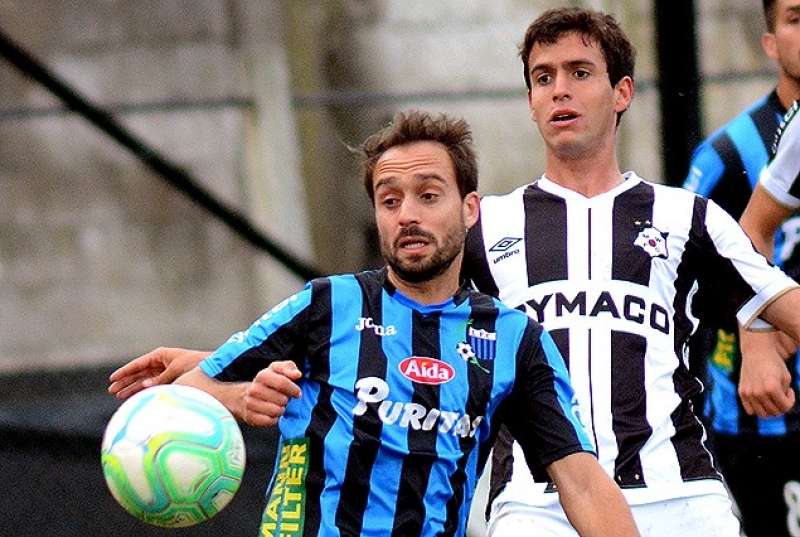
682, 2, 800, 534
460, 7, 800, 537
109, 111, 639, 537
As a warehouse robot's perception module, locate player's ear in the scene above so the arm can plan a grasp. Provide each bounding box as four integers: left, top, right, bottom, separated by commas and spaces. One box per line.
614, 76, 634, 114
462, 192, 480, 229
528, 90, 537, 123
762, 32, 778, 61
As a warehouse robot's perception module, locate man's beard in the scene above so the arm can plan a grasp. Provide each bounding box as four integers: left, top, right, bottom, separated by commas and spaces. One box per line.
381, 224, 465, 284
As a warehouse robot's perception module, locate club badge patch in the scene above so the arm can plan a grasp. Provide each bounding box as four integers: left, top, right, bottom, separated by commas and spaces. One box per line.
633, 220, 669, 259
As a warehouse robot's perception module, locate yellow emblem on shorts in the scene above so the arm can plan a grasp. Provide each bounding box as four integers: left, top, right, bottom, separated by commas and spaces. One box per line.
710, 329, 737, 374
260, 437, 309, 537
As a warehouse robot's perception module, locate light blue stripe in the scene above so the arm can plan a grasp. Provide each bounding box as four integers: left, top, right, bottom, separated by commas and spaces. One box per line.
317, 275, 363, 537
727, 114, 770, 189
707, 362, 739, 434
684, 143, 725, 195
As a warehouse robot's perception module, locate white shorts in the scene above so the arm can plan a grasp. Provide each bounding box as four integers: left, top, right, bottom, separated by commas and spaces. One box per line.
487, 491, 741, 537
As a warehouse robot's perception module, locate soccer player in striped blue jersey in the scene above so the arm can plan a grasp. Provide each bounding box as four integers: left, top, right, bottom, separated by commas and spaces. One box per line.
109, 111, 639, 537
682, 2, 800, 534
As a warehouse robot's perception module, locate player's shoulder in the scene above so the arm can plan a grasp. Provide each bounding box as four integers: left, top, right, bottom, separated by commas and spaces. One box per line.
467, 287, 543, 334
479, 182, 533, 208
773, 100, 800, 155
692, 94, 772, 153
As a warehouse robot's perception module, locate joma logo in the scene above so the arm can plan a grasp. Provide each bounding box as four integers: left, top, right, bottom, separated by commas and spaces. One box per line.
355, 317, 397, 336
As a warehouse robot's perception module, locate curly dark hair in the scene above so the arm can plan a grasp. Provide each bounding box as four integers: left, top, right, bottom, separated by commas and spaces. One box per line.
519, 7, 636, 91
358, 110, 478, 201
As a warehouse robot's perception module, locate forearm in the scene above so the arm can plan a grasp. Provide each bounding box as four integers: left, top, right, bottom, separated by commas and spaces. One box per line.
551, 453, 639, 536
761, 288, 800, 345
175, 367, 249, 421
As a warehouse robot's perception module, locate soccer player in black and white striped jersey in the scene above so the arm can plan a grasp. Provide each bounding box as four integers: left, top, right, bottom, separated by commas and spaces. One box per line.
463, 8, 800, 537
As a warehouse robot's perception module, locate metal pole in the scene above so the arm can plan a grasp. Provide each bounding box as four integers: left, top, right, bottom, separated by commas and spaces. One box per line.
654, 0, 703, 186
0, 27, 322, 281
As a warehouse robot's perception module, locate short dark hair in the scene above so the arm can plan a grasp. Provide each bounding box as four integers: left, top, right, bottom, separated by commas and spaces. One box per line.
763, 0, 777, 31
358, 110, 478, 202
519, 7, 636, 91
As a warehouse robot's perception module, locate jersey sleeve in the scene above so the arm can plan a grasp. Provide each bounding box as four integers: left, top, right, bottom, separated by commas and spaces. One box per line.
462, 212, 500, 297
684, 135, 752, 219
199, 282, 314, 381
759, 103, 800, 210
501, 321, 594, 478
694, 197, 798, 329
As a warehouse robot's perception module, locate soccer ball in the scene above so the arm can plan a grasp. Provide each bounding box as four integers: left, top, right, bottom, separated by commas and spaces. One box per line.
101, 384, 246, 527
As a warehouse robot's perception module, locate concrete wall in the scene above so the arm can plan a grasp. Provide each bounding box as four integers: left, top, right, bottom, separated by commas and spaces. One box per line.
0, 0, 310, 371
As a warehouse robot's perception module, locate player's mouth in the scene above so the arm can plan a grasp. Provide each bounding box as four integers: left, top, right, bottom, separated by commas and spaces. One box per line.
397, 236, 431, 252
549, 109, 580, 126
395, 227, 436, 253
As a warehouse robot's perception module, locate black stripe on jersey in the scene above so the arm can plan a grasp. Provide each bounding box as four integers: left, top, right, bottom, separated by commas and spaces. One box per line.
612, 182, 656, 285
391, 310, 442, 537
669, 199, 718, 481
549, 328, 570, 372
335, 273, 388, 537
443, 292, 498, 536
708, 133, 753, 219
610, 331, 651, 487
524, 184, 568, 285
299, 279, 334, 537
463, 214, 500, 297
215, 302, 311, 383
487, 425, 514, 519
790, 178, 800, 200
750, 92, 784, 157
689, 196, 759, 327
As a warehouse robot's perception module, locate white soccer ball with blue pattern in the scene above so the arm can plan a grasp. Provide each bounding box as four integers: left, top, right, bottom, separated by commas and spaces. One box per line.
101, 384, 246, 527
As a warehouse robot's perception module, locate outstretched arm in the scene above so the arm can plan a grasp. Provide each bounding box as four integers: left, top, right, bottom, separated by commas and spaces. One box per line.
549, 452, 639, 537
737, 184, 800, 416
175, 360, 302, 427
108, 347, 211, 400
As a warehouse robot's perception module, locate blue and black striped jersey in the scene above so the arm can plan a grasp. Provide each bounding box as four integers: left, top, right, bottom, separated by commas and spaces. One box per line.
199, 268, 591, 537
684, 90, 800, 436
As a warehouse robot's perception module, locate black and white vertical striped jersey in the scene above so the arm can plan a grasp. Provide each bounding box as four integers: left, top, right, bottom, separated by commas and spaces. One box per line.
760, 101, 800, 210
463, 172, 798, 507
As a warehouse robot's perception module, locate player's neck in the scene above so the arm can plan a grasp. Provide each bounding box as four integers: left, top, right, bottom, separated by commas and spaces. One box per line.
544, 146, 624, 198
386, 257, 463, 305
776, 75, 800, 110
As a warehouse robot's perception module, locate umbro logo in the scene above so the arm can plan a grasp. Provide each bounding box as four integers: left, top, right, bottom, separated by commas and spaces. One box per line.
490, 237, 522, 264
489, 237, 522, 252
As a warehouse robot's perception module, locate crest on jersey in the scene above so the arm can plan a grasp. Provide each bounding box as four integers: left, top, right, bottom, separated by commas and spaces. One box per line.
633, 220, 669, 259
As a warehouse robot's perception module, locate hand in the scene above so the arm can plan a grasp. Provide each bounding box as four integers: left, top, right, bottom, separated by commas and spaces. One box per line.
739, 330, 796, 416
108, 347, 211, 400
241, 361, 303, 427
775, 330, 800, 360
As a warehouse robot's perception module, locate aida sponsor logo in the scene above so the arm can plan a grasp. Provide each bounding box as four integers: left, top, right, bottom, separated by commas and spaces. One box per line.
398, 357, 454, 385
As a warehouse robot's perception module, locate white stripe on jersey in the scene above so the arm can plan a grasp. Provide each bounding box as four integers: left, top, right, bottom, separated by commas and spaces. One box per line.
760, 101, 800, 209
472, 171, 797, 506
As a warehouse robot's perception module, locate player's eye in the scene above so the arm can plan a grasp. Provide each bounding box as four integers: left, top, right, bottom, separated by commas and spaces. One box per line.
381, 197, 400, 208
574, 69, 590, 79
534, 73, 552, 86
420, 192, 439, 202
